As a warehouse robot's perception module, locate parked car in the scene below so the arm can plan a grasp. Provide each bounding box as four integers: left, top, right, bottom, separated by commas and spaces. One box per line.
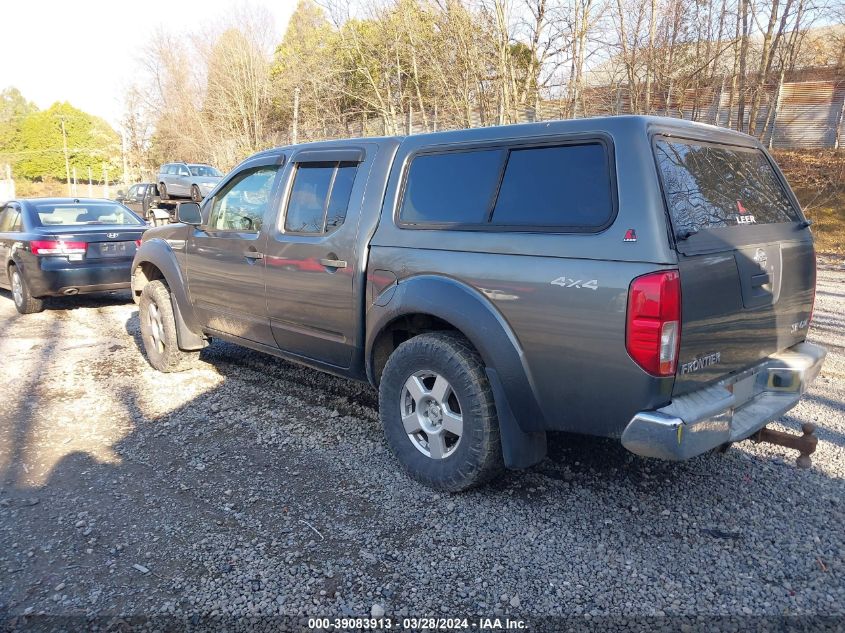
116, 184, 178, 225
116, 183, 157, 218
131, 116, 825, 491
0, 198, 147, 314
157, 162, 222, 202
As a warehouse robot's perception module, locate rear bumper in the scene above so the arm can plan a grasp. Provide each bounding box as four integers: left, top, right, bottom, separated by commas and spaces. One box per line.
622, 342, 826, 461
26, 258, 133, 297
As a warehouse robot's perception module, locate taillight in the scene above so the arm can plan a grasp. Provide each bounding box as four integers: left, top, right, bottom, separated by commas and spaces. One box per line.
135, 239, 142, 248
626, 270, 681, 377
30, 240, 88, 256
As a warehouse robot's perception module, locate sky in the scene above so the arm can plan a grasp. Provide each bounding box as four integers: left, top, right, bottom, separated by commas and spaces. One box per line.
1, 0, 299, 128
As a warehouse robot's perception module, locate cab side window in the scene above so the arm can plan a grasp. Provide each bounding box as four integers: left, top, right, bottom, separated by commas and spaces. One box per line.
208, 166, 279, 233
284, 161, 358, 235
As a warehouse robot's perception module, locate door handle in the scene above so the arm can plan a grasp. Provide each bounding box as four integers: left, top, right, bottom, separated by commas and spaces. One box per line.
319, 258, 347, 269
244, 251, 264, 260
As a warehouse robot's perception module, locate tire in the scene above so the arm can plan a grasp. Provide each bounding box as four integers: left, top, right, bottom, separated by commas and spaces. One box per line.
379, 331, 503, 492
138, 280, 199, 372
9, 266, 44, 314
159, 183, 168, 200
190, 184, 202, 202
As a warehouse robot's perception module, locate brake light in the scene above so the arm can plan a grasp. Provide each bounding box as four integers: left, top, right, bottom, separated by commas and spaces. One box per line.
626, 270, 681, 376
30, 240, 88, 256
135, 239, 142, 248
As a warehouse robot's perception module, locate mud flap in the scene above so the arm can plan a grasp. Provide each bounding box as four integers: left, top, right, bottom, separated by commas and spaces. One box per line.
486, 367, 547, 469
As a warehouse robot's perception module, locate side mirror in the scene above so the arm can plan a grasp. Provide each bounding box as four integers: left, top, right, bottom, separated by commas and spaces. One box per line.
177, 201, 202, 225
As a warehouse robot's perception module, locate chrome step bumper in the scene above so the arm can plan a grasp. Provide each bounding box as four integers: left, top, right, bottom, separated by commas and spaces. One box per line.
622, 342, 826, 461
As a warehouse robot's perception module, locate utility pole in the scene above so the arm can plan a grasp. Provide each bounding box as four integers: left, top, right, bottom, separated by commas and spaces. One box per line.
60, 116, 71, 196
292, 86, 300, 145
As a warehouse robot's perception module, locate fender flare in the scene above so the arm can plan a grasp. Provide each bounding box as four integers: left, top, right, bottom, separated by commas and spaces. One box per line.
132, 239, 205, 350
366, 275, 547, 468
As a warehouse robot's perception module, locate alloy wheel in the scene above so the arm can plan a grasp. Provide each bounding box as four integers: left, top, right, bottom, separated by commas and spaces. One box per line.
400, 370, 463, 459
147, 300, 165, 354
11, 271, 23, 307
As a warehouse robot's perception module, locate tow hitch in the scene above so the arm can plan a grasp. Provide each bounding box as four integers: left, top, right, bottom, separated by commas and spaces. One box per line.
752, 422, 818, 469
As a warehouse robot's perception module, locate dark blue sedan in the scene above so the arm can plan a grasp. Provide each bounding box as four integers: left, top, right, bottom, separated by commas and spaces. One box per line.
0, 198, 148, 314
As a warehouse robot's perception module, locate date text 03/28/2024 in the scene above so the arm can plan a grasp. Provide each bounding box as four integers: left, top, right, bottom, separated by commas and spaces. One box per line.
306, 617, 527, 630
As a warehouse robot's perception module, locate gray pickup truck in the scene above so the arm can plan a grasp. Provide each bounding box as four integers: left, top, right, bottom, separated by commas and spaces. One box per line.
131, 115, 825, 491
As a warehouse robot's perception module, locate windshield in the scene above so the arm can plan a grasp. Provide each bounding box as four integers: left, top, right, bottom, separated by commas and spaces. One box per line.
32, 202, 145, 226
189, 165, 222, 177
654, 139, 799, 237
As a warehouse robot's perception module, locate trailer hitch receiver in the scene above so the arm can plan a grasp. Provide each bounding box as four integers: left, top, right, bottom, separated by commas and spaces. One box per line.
752, 423, 818, 469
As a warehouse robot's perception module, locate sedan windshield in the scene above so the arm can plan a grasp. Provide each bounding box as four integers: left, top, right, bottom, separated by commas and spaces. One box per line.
189, 165, 222, 177
32, 202, 145, 226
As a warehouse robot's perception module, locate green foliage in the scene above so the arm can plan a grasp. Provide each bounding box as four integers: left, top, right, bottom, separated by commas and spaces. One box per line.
13, 102, 121, 182
0, 87, 38, 164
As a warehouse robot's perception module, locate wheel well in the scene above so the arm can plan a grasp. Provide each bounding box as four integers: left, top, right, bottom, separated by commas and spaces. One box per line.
133, 261, 165, 300
371, 313, 462, 385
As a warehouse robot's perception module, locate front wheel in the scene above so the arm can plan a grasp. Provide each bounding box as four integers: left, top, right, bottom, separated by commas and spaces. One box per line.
138, 280, 199, 372
190, 184, 202, 202
379, 332, 503, 492
9, 266, 44, 314
159, 183, 168, 200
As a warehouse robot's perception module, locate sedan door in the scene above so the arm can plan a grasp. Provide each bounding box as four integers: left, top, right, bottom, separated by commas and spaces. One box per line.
184, 158, 283, 346
263, 147, 369, 369
0, 205, 19, 287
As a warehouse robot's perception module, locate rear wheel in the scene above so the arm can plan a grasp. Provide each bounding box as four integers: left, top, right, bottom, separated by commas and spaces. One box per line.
190, 184, 202, 202
9, 266, 44, 314
379, 332, 503, 492
139, 280, 198, 372
159, 183, 168, 200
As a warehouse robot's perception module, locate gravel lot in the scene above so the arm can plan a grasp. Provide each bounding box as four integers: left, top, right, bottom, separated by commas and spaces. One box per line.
1, 262, 843, 631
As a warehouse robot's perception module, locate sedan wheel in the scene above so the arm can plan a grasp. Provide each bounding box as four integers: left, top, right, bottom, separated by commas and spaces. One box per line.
191, 185, 202, 202
11, 270, 23, 306
8, 267, 44, 314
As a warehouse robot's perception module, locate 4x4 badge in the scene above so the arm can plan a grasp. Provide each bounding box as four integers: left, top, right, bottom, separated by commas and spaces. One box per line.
551, 277, 599, 290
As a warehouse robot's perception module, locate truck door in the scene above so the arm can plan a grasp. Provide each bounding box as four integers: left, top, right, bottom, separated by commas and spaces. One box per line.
263, 147, 368, 369
185, 160, 283, 347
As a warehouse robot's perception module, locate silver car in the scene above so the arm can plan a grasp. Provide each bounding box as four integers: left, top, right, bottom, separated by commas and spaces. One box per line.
157, 162, 222, 202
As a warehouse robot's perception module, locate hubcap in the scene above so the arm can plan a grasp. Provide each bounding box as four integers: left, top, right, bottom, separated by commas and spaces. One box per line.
11, 271, 23, 306
400, 371, 463, 459
147, 301, 165, 354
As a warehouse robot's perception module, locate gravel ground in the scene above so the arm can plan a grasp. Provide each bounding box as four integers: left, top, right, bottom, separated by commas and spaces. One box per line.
0, 263, 843, 631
